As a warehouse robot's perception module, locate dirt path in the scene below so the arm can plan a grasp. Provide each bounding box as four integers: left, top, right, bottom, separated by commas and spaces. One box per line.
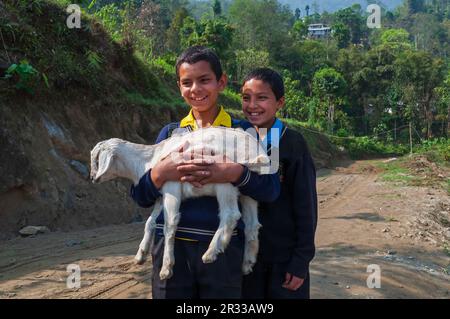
0, 160, 449, 299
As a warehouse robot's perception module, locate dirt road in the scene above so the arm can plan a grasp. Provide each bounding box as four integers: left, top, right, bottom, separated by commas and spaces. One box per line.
1, 160, 449, 299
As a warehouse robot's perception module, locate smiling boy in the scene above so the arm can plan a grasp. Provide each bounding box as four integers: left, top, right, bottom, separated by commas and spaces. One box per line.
240, 68, 318, 299
130, 47, 280, 299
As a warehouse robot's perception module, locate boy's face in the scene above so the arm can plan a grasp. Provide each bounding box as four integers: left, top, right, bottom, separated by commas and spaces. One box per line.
241, 79, 284, 129
178, 61, 226, 114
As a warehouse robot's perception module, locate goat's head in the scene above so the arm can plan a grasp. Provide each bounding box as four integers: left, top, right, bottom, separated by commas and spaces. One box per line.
90, 138, 123, 184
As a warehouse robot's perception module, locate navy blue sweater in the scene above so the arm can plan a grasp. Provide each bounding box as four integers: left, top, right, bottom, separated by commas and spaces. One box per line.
130, 121, 281, 242
257, 127, 318, 279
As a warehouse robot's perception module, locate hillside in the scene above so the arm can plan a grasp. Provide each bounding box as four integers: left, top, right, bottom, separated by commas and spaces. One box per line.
0, 0, 185, 239
0, 0, 339, 239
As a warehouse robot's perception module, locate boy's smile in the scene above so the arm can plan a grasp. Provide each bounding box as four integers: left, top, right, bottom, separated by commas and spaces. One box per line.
178, 61, 226, 125
242, 79, 284, 129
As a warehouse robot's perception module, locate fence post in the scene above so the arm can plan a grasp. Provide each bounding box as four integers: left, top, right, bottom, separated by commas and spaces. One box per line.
409, 122, 413, 156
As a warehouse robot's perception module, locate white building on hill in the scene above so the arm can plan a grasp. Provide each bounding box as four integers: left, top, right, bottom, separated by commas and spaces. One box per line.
308, 24, 332, 39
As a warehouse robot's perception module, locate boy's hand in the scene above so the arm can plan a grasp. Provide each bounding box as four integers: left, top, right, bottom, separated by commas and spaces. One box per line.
177, 154, 244, 187
151, 145, 212, 189
282, 273, 304, 291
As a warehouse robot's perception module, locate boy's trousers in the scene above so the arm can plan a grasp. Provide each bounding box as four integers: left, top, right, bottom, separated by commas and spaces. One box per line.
242, 261, 310, 299
151, 235, 244, 299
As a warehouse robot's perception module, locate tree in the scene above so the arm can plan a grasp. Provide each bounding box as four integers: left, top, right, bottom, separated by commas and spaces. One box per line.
378, 28, 413, 53
332, 22, 351, 49
295, 8, 301, 20
394, 50, 446, 138
200, 18, 233, 58
179, 16, 233, 59
291, 19, 308, 41
312, 67, 347, 133
434, 71, 450, 136
305, 4, 310, 17
235, 49, 269, 83
166, 7, 189, 53
228, 0, 292, 59
179, 16, 201, 49
334, 6, 365, 45
407, 0, 425, 14
213, 0, 221, 17
280, 70, 307, 120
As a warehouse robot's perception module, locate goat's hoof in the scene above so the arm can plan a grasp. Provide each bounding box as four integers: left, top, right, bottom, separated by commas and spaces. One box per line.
242, 263, 254, 275
201, 252, 218, 264
134, 255, 146, 265
134, 250, 147, 265
159, 268, 173, 280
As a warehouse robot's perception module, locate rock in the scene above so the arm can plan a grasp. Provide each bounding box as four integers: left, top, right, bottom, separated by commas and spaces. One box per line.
387, 250, 397, 255
19, 226, 50, 236
130, 214, 143, 223
346, 285, 350, 289
444, 230, 450, 238
69, 160, 89, 179
65, 239, 82, 247
382, 228, 390, 233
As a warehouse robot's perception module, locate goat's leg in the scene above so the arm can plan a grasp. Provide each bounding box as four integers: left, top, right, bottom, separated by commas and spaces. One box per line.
160, 182, 182, 280
202, 185, 240, 264
240, 195, 261, 275
135, 198, 162, 264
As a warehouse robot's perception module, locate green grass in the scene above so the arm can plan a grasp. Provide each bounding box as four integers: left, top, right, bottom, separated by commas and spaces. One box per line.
375, 155, 449, 195
0, 0, 180, 112
444, 244, 450, 258
377, 160, 416, 184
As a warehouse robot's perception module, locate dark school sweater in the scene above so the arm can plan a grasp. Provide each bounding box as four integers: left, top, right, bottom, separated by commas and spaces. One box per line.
130, 121, 281, 242
258, 127, 318, 278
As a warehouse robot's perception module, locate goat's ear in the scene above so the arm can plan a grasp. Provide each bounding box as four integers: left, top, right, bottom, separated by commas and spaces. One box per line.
93, 151, 116, 183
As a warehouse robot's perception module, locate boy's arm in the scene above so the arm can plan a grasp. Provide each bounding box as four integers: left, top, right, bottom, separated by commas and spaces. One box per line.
286, 150, 318, 279
232, 167, 280, 203
129, 126, 170, 207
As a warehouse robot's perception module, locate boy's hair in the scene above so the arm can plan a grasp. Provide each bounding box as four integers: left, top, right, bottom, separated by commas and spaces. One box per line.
243, 68, 285, 101
175, 46, 223, 80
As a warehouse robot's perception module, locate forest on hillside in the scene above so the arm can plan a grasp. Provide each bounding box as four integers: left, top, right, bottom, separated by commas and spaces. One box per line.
1, 0, 449, 159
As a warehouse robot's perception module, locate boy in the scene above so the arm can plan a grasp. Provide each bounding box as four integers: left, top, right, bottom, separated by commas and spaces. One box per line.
240, 68, 318, 299
130, 47, 280, 299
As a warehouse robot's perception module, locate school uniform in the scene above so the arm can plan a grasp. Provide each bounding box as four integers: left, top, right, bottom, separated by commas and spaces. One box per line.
241, 119, 318, 299
130, 107, 281, 299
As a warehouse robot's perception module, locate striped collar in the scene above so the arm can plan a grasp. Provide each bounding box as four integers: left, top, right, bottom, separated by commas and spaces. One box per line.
180, 106, 232, 130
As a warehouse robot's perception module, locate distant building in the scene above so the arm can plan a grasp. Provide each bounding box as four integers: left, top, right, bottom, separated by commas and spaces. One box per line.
308, 24, 332, 39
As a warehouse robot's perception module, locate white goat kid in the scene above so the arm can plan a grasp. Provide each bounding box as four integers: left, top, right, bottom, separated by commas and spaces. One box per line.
90, 127, 271, 280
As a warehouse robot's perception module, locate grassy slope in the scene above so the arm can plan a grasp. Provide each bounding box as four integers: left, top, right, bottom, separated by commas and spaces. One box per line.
0, 0, 184, 111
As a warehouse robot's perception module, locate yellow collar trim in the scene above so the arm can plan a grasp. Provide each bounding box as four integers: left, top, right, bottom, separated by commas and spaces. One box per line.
180, 106, 232, 130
